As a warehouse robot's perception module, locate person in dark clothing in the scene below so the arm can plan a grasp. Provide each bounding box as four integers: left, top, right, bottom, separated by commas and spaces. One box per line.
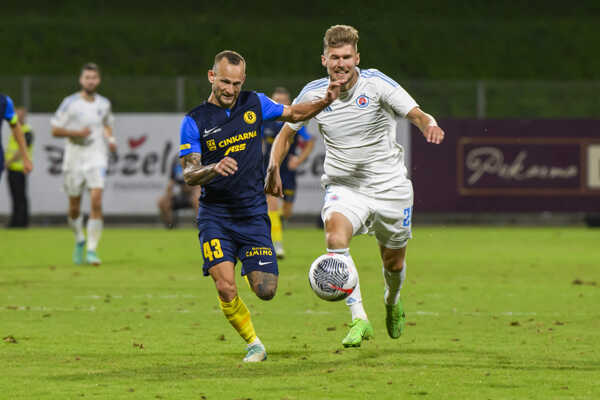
4, 107, 34, 227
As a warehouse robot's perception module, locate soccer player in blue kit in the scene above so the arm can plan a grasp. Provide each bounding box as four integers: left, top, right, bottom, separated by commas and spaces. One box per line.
0, 94, 33, 181
179, 50, 344, 362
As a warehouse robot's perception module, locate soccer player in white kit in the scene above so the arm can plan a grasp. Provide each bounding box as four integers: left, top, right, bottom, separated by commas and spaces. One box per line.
265, 25, 444, 347
51, 63, 117, 266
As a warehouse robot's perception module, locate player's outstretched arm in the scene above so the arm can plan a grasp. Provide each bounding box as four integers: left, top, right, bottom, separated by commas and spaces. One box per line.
264, 124, 298, 197
277, 79, 345, 123
406, 107, 445, 144
52, 126, 91, 139
181, 152, 238, 186
10, 121, 33, 174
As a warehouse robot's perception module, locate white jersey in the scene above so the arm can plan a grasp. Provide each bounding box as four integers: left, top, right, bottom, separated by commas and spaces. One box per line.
50, 92, 114, 171
288, 68, 418, 197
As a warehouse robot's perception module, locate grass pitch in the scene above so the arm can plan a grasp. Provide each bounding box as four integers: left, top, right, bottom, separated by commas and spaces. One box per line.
1, 226, 599, 399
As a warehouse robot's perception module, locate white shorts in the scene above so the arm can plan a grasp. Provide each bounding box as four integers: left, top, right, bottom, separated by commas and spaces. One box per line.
321, 182, 414, 249
63, 166, 106, 197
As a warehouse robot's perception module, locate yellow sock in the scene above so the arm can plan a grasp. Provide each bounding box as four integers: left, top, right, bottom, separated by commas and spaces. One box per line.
219, 295, 257, 344
268, 210, 283, 243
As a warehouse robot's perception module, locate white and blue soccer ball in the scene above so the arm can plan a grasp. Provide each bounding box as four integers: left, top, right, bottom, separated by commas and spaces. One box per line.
308, 253, 357, 301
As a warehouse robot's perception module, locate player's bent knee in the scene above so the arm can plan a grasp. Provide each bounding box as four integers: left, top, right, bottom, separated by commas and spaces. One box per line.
326, 231, 349, 249
381, 245, 407, 272
247, 271, 278, 301
215, 279, 237, 302
384, 261, 405, 272
382, 253, 406, 272
255, 287, 276, 301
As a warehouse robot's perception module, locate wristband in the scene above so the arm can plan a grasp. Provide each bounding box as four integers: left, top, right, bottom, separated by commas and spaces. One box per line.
107, 136, 116, 145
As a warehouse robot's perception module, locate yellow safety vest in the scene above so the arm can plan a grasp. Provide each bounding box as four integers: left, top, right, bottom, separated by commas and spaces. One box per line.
5, 124, 33, 172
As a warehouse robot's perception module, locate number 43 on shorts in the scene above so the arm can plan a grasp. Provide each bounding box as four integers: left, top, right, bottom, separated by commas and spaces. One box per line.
203, 238, 224, 261
402, 207, 413, 227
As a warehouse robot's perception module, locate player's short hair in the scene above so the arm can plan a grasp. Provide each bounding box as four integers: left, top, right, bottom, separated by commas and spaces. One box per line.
213, 50, 246, 72
81, 62, 100, 75
272, 86, 290, 97
323, 25, 359, 53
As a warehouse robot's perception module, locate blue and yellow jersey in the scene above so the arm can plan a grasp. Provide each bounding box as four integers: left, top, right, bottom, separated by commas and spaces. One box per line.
179, 91, 284, 218
0, 94, 18, 148
262, 121, 311, 174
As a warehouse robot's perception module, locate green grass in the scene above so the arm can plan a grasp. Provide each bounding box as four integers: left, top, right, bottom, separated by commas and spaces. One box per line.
1, 227, 599, 399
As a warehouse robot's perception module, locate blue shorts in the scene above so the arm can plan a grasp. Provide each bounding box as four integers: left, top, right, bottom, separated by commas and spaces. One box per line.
281, 169, 297, 203
197, 213, 278, 277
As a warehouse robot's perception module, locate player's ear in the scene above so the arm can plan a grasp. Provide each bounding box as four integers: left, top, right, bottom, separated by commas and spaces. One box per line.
321, 54, 327, 68
356, 52, 360, 66
207, 70, 215, 84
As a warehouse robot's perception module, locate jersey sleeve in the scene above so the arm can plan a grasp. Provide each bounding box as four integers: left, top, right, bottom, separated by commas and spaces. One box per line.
296, 126, 312, 141
179, 115, 201, 157
256, 93, 284, 121
3, 96, 17, 124
50, 96, 73, 128
372, 69, 418, 117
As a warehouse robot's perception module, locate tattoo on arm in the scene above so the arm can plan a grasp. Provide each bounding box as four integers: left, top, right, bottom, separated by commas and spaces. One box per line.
181, 153, 217, 186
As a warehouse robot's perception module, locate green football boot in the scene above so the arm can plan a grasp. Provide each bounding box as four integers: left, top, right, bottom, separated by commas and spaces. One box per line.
342, 318, 374, 348
243, 342, 267, 362
73, 241, 85, 265
385, 299, 406, 339
86, 250, 102, 266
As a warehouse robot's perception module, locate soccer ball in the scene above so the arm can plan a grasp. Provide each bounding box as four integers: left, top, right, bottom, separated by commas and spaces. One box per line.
308, 253, 357, 301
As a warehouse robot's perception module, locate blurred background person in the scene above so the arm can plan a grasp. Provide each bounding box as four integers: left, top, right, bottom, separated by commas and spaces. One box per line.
263, 87, 315, 259
50, 62, 116, 266
158, 157, 201, 228
0, 94, 33, 182
4, 107, 34, 227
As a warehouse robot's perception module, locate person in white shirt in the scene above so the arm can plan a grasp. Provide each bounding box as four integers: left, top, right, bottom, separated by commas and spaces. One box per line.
265, 25, 444, 347
51, 63, 117, 266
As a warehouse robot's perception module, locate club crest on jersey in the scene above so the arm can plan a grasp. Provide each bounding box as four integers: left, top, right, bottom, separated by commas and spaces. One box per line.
206, 139, 217, 151
243, 111, 257, 124
356, 94, 369, 108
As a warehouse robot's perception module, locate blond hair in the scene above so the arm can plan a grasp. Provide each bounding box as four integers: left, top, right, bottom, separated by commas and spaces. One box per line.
323, 25, 359, 53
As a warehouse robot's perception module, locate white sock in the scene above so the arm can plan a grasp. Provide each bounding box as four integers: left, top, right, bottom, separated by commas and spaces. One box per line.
383, 262, 406, 305
86, 218, 103, 252
248, 337, 262, 347
68, 215, 85, 243
328, 248, 368, 321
